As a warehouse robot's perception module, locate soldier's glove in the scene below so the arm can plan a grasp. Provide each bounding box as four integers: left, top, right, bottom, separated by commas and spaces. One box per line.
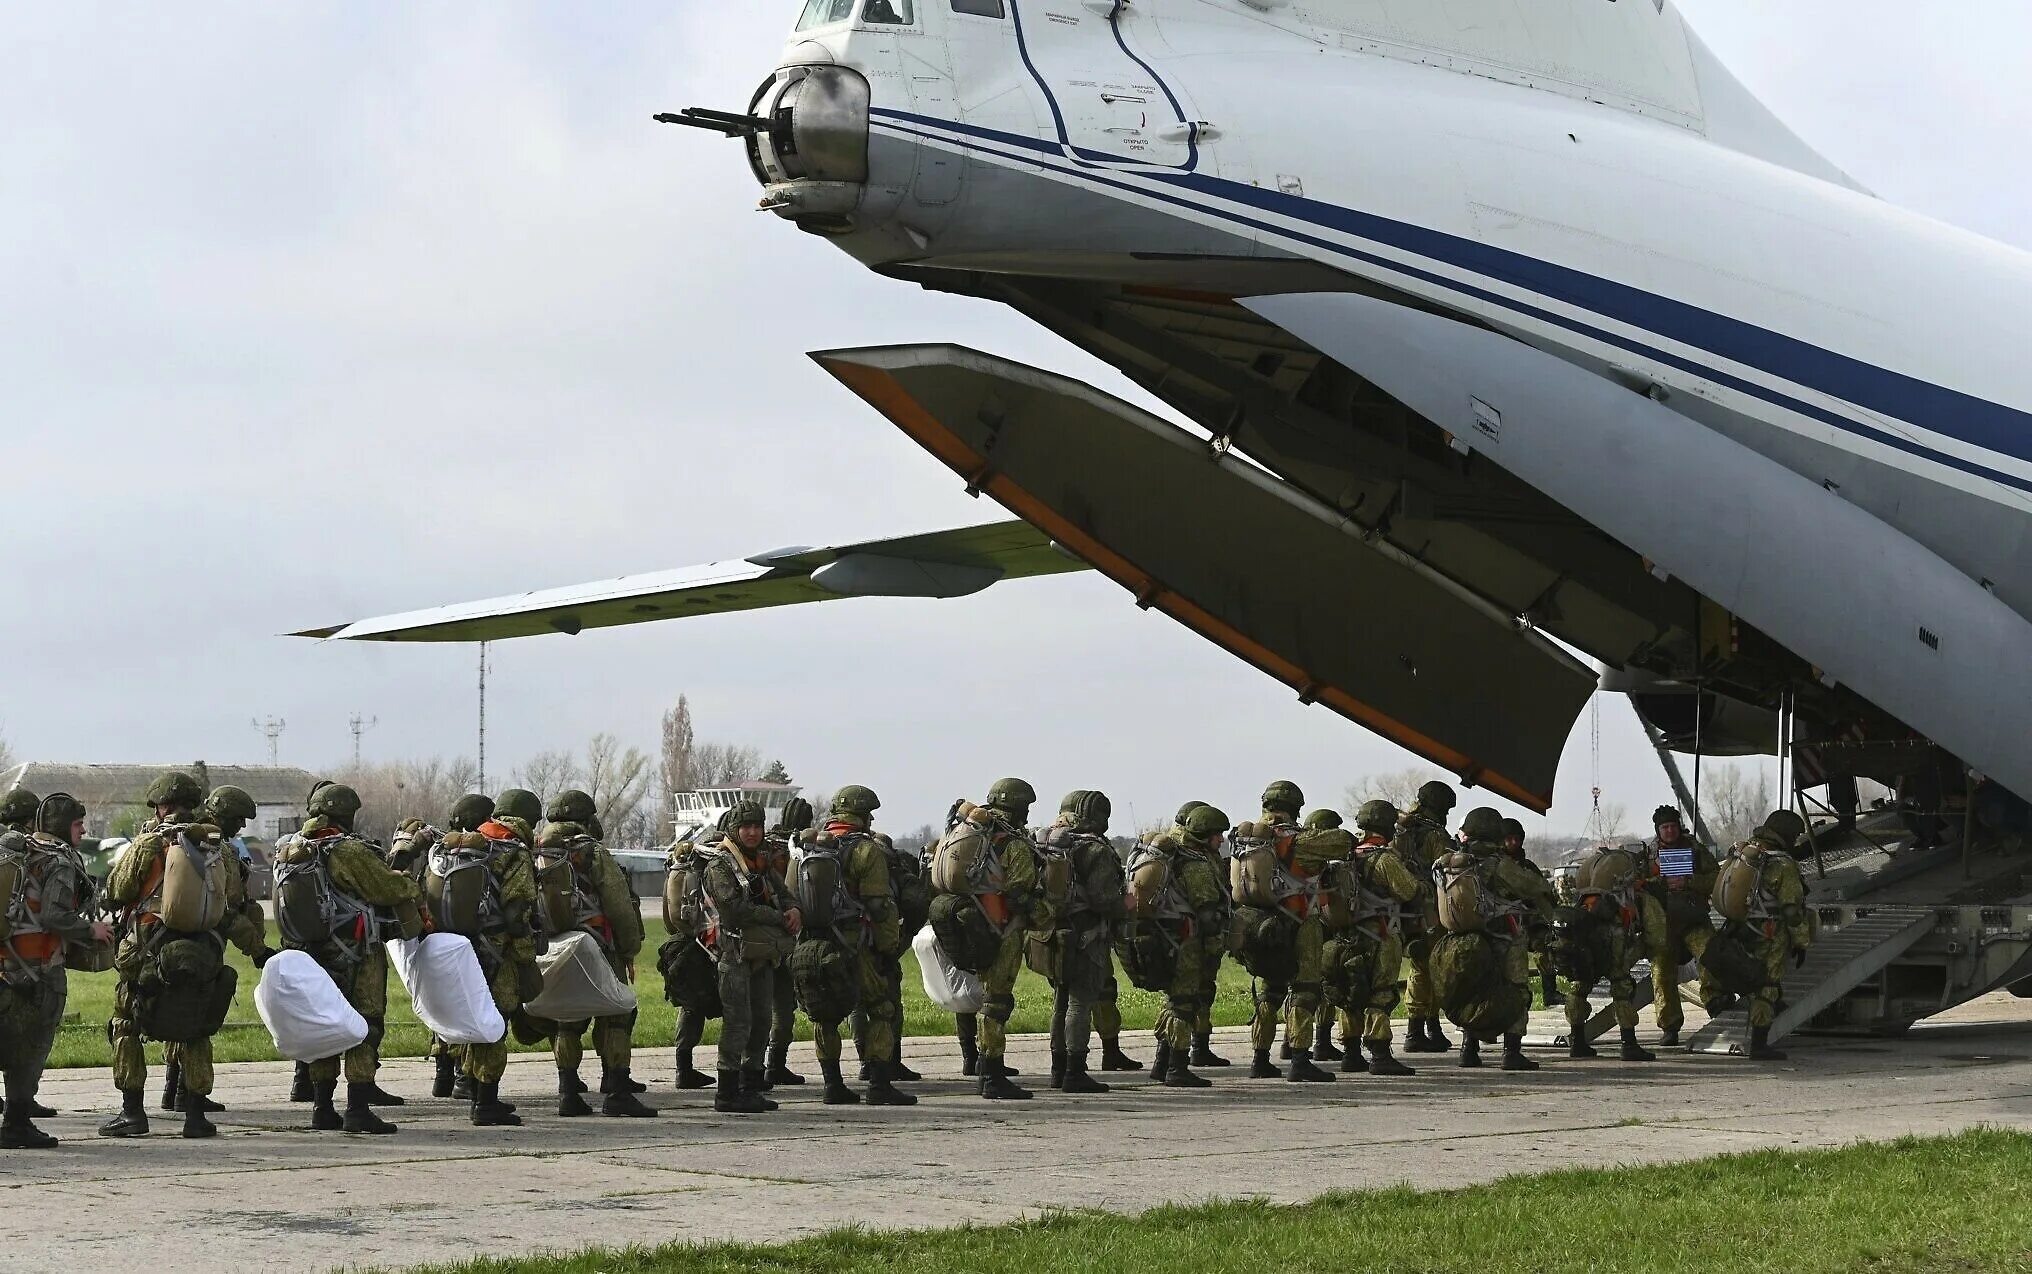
1793, 947, 1807, 970
252, 947, 274, 969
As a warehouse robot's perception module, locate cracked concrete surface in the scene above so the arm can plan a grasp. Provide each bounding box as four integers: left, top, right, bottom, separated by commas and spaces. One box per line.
6, 995, 2032, 1272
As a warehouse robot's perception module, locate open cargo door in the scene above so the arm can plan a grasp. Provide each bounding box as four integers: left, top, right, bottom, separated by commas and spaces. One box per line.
815, 343, 1596, 811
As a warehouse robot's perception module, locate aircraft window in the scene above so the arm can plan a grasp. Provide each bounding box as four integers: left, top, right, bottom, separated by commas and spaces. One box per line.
862, 0, 915, 22
796, 0, 856, 29
951, 0, 1005, 15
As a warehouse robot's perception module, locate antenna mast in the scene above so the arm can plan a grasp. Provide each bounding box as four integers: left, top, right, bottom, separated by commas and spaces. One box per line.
251, 716, 286, 766
477, 642, 489, 791
348, 713, 379, 768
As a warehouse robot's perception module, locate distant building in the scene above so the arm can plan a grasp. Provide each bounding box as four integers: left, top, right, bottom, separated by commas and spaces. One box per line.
0, 761, 322, 841
670, 781, 802, 846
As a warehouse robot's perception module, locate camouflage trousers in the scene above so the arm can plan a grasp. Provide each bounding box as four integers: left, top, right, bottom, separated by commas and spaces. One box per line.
310, 947, 390, 1085
1193, 945, 1223, 1035
716, 958, 775, 1074
1249, 916, 1325, 1052
464, 957, 529, 1084
1048, 924, 1112, 1058
1649, 890, 1718, 1033
1329, 929, 1407, 1045
976, 926, 1027, 1062
1152, 931, 1207, 1051
816, 948, 898, 1066
546, 947, 635, 1075
1743, 932, 1796, 1028
1565, 921, 1641, 1034
770, 963, 797, 1051
0, 970, 66, 1111
111, 974, 212, 1096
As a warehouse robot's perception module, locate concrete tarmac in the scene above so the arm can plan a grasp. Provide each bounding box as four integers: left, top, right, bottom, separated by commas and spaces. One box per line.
7, 996, 2032, 1273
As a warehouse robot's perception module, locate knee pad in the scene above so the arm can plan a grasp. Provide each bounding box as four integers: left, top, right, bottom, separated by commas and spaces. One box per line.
983, 994, 1015, 1025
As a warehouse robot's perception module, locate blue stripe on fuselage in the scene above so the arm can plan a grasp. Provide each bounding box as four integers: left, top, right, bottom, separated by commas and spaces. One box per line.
869, 107, 2032, 493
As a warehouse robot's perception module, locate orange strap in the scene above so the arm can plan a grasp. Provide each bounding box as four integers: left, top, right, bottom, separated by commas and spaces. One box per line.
10, 933, 60, 962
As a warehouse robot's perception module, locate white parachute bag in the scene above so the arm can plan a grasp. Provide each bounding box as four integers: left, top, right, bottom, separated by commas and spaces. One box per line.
914, 925, 985, 1014
254, 950, 369, 1062
388, 932, 505, 1045
525, 930, 637, 1021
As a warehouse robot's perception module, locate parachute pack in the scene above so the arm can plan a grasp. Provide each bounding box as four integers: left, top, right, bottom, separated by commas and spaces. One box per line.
1433, 851, 1527, 934
663, 842, 709, 937
1712, 845, 1777, 923
272, 835, 383, 969
426, 832, 507, 938
1124, 843, 1188, 923
789, 937, 859, 1025
887, 839, 932, 940
930, 801, 1006, 900
534, 836, 606, 940
136, 932, 238, 1044
791, 830, 865, 941
1428, 929, 1526, 1037
1572, 845, 1644, 929
145, 825, 233, 935
926, 891, 1000, 973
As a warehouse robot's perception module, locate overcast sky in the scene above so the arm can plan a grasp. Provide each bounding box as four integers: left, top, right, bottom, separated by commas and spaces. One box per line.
3, 2, 2025, 837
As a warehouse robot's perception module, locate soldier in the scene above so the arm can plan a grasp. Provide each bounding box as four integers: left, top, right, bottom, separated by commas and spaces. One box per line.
1432, 807, 1558, 1070
430, 795, 539, 1126
854, 826, 929, 1085
0, 789, 38, 836
1710, 810, 1814, 1060
935, 778, 1045, 1100
1232, 780, 1344, 1083
1645, 805, 1722, 1046
1320, 800, 1421, 1076
1500, 817, 1562, 1018
1560, 839, 1658, 1062
281, 783, 426, 1133
667, 808, 731, 1093
701, 800, 801, 1113
1304, 808, 1350, 1061
0, 793, 109, 1147
1129, 803, 1229, 1088
529, 790, 654, 1118
797, 786, 913, 1106
1393, 781, 1458, 1053
1038, 790, 1128, 1095
426, 795, 493, 1100
1166, 800, 1232, 1071
762, 798, 813, 1089
494, 787, 544, 831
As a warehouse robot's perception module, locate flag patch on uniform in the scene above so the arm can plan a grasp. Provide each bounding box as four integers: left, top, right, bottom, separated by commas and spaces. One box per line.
1658, 847, 1696, 878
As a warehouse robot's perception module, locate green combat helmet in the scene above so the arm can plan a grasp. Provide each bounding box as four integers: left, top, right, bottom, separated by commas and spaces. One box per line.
1304, 809, 1344, 831
1460, 806, 1506, 843
830, 786, 880, 819
1173, 799, 1208, 828
778, 796, 817, 832
729, 800, 767, 830
1500, 818, 1526, 843
0, 789, 41, 829
1066, 790, 1111, 835
985, 777, 1037, 822
145, 771, 204, 813
37, 793, 87, 838
203, 785, 259, 836
1182, 805, 1231, 843
448, 793, 496, 832
495, 788, 542, 827
1356, 800, 1398, 835
307, 782, 363, 829
1415, 780, 1458, 815
545, 789, 598, 825
1757, 809, 1807, 851
1260, 780, 1305, 818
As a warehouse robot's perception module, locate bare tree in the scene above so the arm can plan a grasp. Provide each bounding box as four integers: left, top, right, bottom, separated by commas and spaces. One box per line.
1583, 800, 1631, 845
691, 742, 763, 787
337, 755, 481, 846
584, 733, 654, 844
0, 726, 15, 776
659, 696, 695, 819
511, 749, 581, 800
1700, 761, 1774, 850
1342, 767, 1452, 817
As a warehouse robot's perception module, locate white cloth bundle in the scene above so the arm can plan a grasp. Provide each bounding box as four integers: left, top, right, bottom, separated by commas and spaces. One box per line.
914, 925, 985, 1014
387, 932, 506, 1045
253, 950, 369, 1062
525, 930, 637, 1021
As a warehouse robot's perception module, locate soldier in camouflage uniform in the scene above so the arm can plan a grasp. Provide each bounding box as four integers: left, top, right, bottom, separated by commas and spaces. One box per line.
457, 802, 540, 1127
536, 790, 656, 1118
944, 778, 1046, 1100
854, 827, 928, 1084
1393, 781, 1459, 1053
0, 789, 37, 837
1304, 808, 1351, 1061
802, 786, 913, 1107
1560, 835, 1658, 1063
1441, 807, 1558, 1071
1137, 803, 1229, 1088
762, 798, 813, 1089
703, 800, 800, 1113
1321, 800, 1421, 1076
1038, 790, 1128, 1095
100, 771, 272, 1139
164, 784, 275, 1117
669, 808, 731, 1093
1715, 810, 1814, 1060
1238, 780, 1345, 1083
285, 783, 425, 1134
1164, 800, 1231, 1070
0, 793, 108, 1147
1645, 805, 1723, 1046
427, 794, 493, 1100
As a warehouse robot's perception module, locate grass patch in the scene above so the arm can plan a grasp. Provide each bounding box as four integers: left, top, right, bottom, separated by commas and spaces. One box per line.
410, 1130, 2032, 1274
49, 920, 1559, 1069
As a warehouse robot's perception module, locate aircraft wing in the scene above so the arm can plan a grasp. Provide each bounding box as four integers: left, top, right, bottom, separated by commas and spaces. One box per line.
292, 521, 1084, 643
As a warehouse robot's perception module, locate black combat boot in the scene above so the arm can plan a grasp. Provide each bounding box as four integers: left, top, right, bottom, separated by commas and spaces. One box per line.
98, 1089, 149, 1138
343, 1081, 398, 1135
7, 1096, 55, 1120
470, 1081, 522, 1127
888, 1046, 923, 1083
978, 1061, 1032, 1101
766, 1043, 805, 1087
1748, 1025, 1788, 1061
1704, 993, 1740, 1016
161, 1060, 182, 1111
1148, 1041, 1172, 1082
1163, 1049, 1212, 1089
675, 1046, 714, 1090
1099, 1037, 1140, 1072
1249, 1049, 1281, 1079
1278, 1035, 1293, 1061
1340, 1041, 1370, 1074
1366, 1039, 1415, 1076
310, 1079, 344, 1131
1659, 1026, 1682, 1048
1050, 1048, 1067, 1091
558, 1067, 593, 1117
957, 1015, 980, 1077
1190, 1033, 1230, 1068
1569, 1031, 1600, 1059
1501, 1032, 1540, 1072
177, 1089, 224, 1114
1314, 1017, 1343, 1062
182, 1096, 218, 1139
451, 1071, 477, 1101
600, 1069, 657, 1118
1427, 1018, 1454, 1050
865, 1067, 917, 1107
743, 1069, 779, 1112
821, 1059, 861, 1106
1287, 1049, 1336, 1083
1402, 1018, 1436, 1053
360, 1078, 405, 1107
432, 1052, 457, 1098
1062, 1051, 1109, 1094
1458, 1035, 1483, 1069
1620, 1027, 1658, 1062
714, 1069, 765, 1114
290, 1061, 315, 1103
0, 1108, 57, 1150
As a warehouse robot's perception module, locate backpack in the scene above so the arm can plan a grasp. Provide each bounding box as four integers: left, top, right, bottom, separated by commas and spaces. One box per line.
1712, 845, 1777, 922
1339, 847, 1407, 931
887, 841, 932, 939
1125, 843, 1190, 923
926, 891, 1000, 973
1434, 851, 1526, 934
1574, 846, 1643, 916
137, 933, 238, 1044
655, 933, 721, 1014
146, 825, 233, 935
534, 837, 604, 939
664, 842, 708, 935
1228, 823, 1312, 911
1030, 827, 1076, 911
426, 832, 506, 937
0, 836, 76, 975
272, 835, 379, 969
1113, 921, 1180, 992
1428, 929, 1523, 1035
791, 831, 865, 940
930, 802, 1005, 897
1226, 904, 1300, 981
788, 938, 859, 1026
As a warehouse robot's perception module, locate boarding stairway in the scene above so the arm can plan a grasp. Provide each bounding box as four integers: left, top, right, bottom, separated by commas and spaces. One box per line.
1684, 905, 1938, 1053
